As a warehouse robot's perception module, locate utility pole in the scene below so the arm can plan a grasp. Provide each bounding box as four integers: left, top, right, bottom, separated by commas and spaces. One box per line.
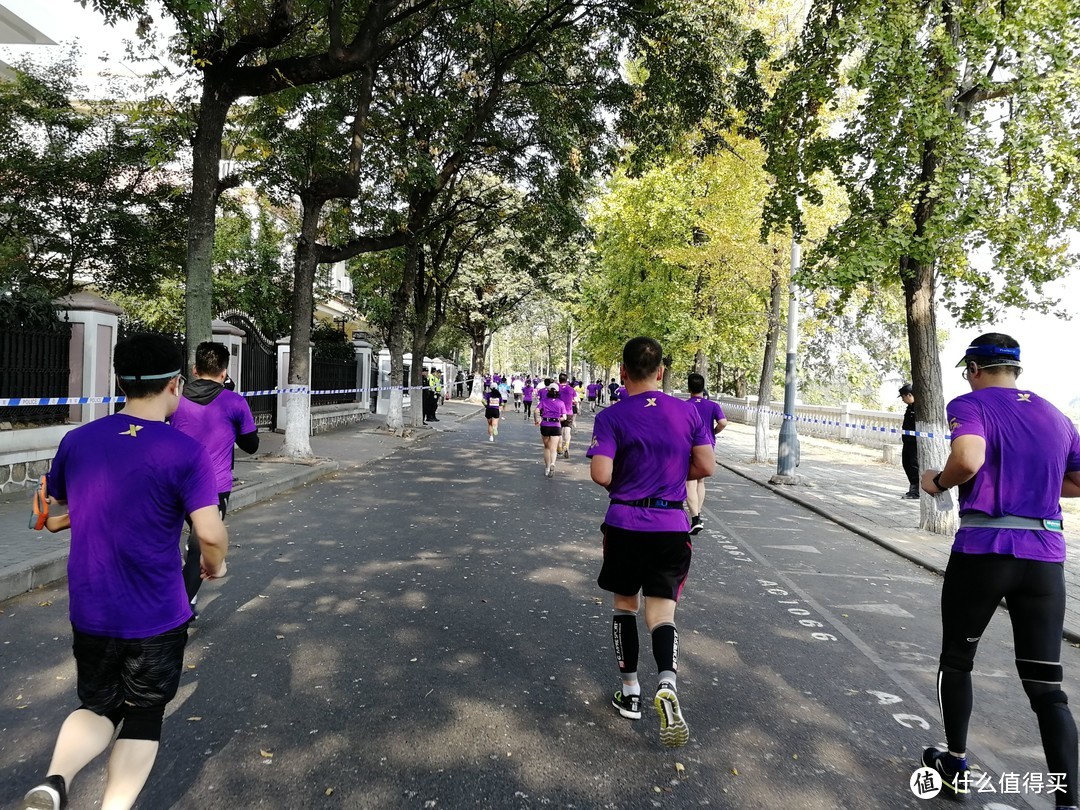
771, 237, 801, 484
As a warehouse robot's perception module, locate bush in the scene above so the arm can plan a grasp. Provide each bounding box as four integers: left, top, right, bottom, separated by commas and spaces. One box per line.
311, 322, 354, 362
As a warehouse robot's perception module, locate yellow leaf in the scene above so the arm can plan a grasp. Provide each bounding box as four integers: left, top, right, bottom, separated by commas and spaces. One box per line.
187, 716, 202, 721
39, 601, 52, 607
730, 767, 738, 776
325, 788, 334, 796
276, 635, 285, 640
653, 786, 662, 793
675, 762, 687, 777
260, 749, 273, 758
187, 664, 196, 669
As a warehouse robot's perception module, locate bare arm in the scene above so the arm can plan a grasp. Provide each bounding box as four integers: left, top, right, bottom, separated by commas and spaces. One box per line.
922, 434, 986, 494
1064, 470, 1080, 498
714, 418, 728, 435
591, 454, 613, 489
688, 444, 716, 481
190, 505, 229, 578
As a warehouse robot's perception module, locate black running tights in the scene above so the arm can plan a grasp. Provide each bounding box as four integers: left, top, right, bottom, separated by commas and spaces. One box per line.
938, 552, 1077, 805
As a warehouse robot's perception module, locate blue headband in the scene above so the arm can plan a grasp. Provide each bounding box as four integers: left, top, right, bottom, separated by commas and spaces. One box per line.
955, 344, 1020, 367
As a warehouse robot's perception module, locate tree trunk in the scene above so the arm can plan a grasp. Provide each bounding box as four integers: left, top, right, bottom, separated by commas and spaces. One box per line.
733, 368, 747, 398
755, 258, 784, 462
693, 349, 708, 379
282, 195, 325, 458
184, 90, 231, 367
469, 329, 486, 402
903, 256, 956, 534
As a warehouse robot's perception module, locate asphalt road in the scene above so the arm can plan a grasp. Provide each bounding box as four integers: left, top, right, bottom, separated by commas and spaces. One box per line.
1, 406, 1076, 809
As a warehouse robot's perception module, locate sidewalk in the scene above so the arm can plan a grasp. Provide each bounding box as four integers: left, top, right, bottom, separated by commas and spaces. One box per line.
716, 421, 1080, 642
0, 400, 481, 604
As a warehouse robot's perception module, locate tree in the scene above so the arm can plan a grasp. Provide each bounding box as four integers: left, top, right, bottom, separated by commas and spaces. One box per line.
755, 0, 1080, 531
0, 53, 186, 297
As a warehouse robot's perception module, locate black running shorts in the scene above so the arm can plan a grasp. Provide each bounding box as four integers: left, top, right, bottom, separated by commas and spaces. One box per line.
540, 425, 562, 437
72, 622, 189, 714
598, 524, 692, 601
485, 407, 501, 420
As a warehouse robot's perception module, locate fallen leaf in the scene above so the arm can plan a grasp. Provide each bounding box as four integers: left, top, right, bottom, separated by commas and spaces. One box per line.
730, 767, 737, 776
324, 788, 334, 796
792, 754, 798, 760
187, 717, 202, 722
39, 601, 52, 607
675, 762, 686, 777
187, 664, 196, 669
260, 749, 273, 758
653, 786, 662, 794
276, 635, 285, 640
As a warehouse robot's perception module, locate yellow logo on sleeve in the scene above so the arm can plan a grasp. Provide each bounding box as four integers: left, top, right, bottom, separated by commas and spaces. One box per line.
590, 436, 599, 448
119, 424, 142, 437
948, 417, 960, 431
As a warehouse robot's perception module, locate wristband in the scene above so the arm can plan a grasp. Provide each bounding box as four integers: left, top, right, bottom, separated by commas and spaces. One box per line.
932, 473, 949, 492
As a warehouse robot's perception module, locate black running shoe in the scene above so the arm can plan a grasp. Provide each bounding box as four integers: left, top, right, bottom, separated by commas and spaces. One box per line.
689, 516, 704, 535
922, 747, 970, 801
20, 776, 67, 810
611, 690, 642, 720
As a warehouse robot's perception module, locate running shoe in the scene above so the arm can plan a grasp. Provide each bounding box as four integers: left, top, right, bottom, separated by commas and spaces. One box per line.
488, 435, 494, 443
612, 690, 642, 720
546, 464, 555, 478
19, 776, 67, 810
689, 515, 704, 535
563, 449, 570, 459
654, 682, 689, 747
921, 747, 970, 801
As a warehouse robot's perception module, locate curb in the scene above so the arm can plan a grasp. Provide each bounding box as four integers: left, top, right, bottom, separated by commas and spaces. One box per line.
719, 460, 1080, 645
0, 552, 68, 605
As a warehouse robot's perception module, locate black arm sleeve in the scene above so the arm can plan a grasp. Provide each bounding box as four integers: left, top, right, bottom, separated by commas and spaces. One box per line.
236, 430, 260, 455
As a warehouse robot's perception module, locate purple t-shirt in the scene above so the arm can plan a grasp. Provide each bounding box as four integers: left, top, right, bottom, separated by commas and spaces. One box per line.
688, 396, 726, 446
523, 384, 535, 402
171, 388, 257, 493
48, 414, 219, 638
587, 383, 599, 399
587, 391, 712, 532
558, 383, 576, 411
537, 395, 568, 426
948, 387, 1080, 562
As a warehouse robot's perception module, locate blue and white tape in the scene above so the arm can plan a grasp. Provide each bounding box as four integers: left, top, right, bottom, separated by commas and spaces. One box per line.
0, 384, 438, 408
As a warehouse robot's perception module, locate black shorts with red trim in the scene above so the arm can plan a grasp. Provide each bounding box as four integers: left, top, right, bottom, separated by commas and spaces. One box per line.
73, 621, 189, 714
597, 523, 692, 601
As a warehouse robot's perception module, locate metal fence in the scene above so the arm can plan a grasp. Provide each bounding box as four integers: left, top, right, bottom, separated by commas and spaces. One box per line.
0, 325, 72, 425
311, 358, 358, 406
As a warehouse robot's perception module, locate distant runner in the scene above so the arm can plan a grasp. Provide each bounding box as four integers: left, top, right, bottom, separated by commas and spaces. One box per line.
684, 373, 727, 535
484, 383, 504, 443
535, 383, 568, 478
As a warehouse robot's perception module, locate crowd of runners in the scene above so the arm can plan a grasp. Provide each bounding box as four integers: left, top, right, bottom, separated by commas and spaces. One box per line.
15, 330, 1080, 810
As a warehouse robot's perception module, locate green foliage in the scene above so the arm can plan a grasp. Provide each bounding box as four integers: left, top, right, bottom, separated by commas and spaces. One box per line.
758, 0, 1080, 324
0, 284, 67, 331
311, 322, 354, 361
0, 51, 187, 297
211, 204, 294, 338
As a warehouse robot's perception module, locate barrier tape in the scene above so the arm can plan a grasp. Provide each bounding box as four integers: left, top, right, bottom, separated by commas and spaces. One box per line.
0, 384, 438, 408
719, 401, 951, 440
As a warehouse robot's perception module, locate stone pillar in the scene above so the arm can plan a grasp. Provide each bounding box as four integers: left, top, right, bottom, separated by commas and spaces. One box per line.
376, 348, 390, 416
352, 336, 372, 411
276, 337, 313, 432
55, 292, 123, 424
211, 319, 245, 384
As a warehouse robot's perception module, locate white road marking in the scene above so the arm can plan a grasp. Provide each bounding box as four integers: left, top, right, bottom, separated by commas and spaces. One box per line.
833, 603, 916, 618
763, 544, 822, 553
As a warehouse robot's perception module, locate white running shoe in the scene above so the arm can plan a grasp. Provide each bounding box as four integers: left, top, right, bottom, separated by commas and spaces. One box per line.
545, 464, 554, 478
488, 435, 494, 442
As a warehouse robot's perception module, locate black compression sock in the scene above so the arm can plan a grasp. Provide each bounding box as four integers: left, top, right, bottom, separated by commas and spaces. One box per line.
612, 611, 639, 675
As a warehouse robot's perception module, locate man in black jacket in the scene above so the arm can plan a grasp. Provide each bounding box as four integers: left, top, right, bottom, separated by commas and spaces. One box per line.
899, 383, 919, 499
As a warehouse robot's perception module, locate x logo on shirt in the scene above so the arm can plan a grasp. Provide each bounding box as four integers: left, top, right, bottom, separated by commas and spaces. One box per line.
119, 424, 142, 437
645, 398, 657, 407
1016, 392, 1032, 402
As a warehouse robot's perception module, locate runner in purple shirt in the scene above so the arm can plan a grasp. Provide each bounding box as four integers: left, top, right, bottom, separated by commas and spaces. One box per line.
20, 334, 228, 810
586, 337, 714, 748
684, 373, 728, 535
920, 333, 1080, 803
586, 381, 599, 412
557, 373, 577, 458
170, 341, 259, 613
534, 384, 568, 477
522, 380, 535, 421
